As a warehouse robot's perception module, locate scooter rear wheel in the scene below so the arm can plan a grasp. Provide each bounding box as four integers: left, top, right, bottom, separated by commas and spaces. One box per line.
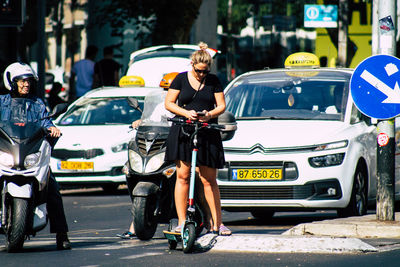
182, 223, 196, 253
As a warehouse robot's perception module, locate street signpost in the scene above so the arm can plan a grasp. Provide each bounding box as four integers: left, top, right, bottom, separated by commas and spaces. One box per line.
351, 54, 398, 221
350, 54, 400, 119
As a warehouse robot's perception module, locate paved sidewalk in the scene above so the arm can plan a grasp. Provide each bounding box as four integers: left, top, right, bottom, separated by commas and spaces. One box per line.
283, 212, 400, 238
196, 212, 400, 253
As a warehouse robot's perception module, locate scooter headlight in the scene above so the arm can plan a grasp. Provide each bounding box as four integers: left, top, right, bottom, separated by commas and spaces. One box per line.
129, 149, 143, 172
24, 152, 41, 169
0, 151, 13, 168
145, 152, 165, 173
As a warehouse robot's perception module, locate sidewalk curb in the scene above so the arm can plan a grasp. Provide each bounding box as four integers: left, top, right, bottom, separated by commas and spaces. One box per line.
282, 214, 400, 238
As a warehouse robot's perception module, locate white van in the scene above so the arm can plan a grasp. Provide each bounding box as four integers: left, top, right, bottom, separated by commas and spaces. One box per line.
126, 44, 219, 87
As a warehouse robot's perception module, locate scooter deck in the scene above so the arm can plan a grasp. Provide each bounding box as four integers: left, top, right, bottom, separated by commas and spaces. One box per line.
163, 230, 182, 242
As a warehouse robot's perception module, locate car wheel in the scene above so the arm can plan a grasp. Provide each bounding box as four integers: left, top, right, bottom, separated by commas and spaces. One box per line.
337, 167, 367, 217
250, 209, 275, 221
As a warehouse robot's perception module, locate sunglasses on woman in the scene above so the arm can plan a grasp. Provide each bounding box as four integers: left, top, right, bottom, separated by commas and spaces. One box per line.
193, 66, 210, 74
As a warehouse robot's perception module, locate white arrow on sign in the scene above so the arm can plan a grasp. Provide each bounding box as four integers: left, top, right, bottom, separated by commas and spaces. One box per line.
360, 69, 400, 103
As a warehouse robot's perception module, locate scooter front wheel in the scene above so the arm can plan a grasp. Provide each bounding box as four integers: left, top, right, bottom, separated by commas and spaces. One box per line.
132, 196, 158, 240
182, 223, 196, 253
5, 198, 29, 252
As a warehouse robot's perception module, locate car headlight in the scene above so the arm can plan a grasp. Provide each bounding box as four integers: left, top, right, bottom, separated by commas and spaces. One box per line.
145, 152, 165, 173
0, 151, 13, 168
314, 140, 348, 151
129, 149, 143, 172
112, 143, 128, 153
309, 153, 345, 168
24, 152, 41, 169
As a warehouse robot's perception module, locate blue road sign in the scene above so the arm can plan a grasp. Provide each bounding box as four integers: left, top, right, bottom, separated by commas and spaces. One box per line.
350, 54, 400, 119
304, 5, 337, 28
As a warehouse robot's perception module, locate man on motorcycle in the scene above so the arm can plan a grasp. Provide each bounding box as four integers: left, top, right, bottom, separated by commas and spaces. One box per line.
1, 62, 71, 250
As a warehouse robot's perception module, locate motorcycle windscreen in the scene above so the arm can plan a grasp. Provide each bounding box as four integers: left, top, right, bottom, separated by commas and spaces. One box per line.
0, 98, 43, 140
140, 90, 172, 126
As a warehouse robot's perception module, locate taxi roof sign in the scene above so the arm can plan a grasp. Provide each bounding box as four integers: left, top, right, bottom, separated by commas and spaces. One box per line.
119, 75, 145, 87
284, 52, 320, 68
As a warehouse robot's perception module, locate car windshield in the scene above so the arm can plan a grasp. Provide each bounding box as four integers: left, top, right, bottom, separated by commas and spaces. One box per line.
225, 70, 351, 121
57, 97, 144, 126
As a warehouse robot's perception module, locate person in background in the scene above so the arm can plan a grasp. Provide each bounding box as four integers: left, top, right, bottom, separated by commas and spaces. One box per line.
69, 45, 98, 101
164, 42, 231, 236
2, 62, 71, 250
93, 46, 120, 88
48, 82, 67, 111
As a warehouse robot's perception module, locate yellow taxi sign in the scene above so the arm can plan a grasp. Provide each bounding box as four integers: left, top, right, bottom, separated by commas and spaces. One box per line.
119, 75, 145, 87
284, 52, 320, 68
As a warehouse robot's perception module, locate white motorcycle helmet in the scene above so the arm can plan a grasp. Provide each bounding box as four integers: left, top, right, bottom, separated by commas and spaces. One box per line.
3, 62, 38, 91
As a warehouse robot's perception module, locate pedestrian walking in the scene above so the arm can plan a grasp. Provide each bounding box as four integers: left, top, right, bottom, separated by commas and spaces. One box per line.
93, 46, 120, 87
69, 45, 98, 100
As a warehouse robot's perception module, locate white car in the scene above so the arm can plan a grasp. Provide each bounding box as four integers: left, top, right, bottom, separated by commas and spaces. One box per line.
218, 53, 400, 219
50, 86, 163, 192
126, 44, 219, 87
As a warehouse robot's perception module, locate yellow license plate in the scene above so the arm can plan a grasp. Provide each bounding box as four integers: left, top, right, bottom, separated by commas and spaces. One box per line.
232, 168, 282, 180
59, 161, 94, 171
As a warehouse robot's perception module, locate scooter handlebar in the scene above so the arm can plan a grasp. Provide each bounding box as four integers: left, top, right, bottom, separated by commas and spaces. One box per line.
167, 117, 225, 130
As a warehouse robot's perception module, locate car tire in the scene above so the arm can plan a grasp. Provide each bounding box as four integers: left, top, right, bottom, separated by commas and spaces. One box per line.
250, 209, 275, 220
337, 166, 367, 218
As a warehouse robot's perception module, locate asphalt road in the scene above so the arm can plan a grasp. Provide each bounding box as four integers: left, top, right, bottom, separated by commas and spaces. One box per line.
0, 187, 399, 267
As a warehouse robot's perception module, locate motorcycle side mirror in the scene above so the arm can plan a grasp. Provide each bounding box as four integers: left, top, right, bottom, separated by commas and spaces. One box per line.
44, 103, 69, 119
127, 97, 142, 113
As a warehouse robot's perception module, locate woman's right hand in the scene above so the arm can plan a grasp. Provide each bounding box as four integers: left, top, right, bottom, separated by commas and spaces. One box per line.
186, 110, 198, 121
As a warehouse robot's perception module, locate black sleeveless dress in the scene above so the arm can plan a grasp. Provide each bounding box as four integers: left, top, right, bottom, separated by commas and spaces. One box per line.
164, 72, 225, 169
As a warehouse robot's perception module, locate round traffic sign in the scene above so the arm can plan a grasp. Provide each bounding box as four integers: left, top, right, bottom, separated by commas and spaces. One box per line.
350, 54, 400, 119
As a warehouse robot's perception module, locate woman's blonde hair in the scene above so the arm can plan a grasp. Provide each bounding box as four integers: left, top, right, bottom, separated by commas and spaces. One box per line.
190, 42, 212, 66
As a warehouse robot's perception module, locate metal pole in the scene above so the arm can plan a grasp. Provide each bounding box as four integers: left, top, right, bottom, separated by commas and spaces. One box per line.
337, 0, 348, 67
226, 0, 233, 82
37, 0, 46, 100
376, 0, 396, 221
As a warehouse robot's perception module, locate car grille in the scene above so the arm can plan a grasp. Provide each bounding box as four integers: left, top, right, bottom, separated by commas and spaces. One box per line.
219, 185, 314, 200
52, 149, 104, 160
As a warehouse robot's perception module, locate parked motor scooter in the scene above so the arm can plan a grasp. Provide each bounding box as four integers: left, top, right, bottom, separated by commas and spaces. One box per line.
0, 99, 68, 252
124, 91, 182, 240
125, 91, 238, 241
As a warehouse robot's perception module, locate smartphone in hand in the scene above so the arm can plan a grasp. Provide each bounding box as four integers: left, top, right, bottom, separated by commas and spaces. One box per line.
196, 111, 206, 116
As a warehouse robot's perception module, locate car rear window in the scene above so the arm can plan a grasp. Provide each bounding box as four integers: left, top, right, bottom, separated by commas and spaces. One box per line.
133, 47, 195, 62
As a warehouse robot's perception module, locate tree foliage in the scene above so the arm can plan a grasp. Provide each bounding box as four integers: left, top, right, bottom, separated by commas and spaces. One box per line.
93, 0, 203, 46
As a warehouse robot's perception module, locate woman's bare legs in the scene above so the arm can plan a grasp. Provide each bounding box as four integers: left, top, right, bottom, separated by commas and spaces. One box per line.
198, 165, 225, 232
174, 160, 191, 226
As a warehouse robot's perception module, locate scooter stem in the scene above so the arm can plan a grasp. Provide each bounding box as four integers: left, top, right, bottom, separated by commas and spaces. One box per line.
188, 148, 198, 207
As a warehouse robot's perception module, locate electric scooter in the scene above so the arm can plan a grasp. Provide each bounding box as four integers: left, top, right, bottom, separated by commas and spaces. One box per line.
163, 117, 225, 253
